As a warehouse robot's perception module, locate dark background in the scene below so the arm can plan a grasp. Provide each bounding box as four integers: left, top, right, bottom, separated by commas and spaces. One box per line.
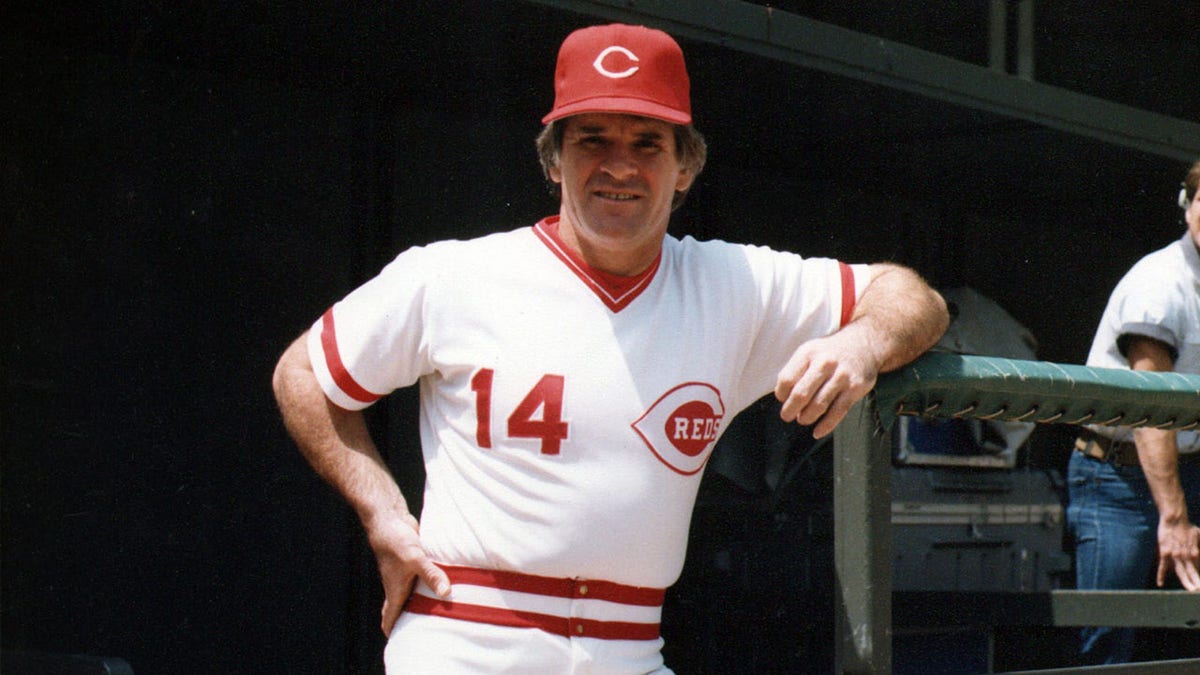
3, 1, 1197, 673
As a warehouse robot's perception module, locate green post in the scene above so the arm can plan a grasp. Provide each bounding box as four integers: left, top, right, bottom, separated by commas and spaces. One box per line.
833, 398, 892, 674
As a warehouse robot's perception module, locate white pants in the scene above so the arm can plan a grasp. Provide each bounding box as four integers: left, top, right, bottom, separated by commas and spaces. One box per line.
384, 571, 672, 675
385, 612, 671, 674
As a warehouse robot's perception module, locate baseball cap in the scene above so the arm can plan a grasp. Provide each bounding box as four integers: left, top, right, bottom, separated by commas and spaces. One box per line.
543, 23, 692, 125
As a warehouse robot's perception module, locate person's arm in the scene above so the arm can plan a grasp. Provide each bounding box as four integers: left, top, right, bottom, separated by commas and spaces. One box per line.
775, 263, 948, 438
1126, 336, 1200, 591
271, 332, 452, 634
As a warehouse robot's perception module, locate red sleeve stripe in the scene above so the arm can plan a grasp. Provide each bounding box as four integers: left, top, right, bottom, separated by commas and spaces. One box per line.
838, 262, 856, 328
320, 308, 383, 404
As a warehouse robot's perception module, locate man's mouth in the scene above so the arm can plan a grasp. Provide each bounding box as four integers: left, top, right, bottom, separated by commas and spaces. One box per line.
595, 191, 640, 201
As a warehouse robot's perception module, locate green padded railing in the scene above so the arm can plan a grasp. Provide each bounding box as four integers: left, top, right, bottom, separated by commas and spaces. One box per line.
836, 352, 1200, 674
874, 352, 1200, 433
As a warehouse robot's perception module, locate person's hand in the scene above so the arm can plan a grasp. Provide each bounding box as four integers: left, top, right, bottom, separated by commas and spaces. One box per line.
1157, 519, 1200, 591
365, 510, 452, 636
775, 328, 879, 439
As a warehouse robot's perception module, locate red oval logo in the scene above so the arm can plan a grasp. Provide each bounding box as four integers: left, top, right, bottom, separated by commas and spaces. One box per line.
665, 401, 721, 457
632, 382, 725, 475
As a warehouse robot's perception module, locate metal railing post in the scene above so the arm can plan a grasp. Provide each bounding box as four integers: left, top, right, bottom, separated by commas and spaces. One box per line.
833, 398, 892, 674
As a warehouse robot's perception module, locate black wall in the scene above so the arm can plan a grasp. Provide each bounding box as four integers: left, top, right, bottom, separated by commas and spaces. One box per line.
3, 2, 1196, 673
3, 22, 376, 675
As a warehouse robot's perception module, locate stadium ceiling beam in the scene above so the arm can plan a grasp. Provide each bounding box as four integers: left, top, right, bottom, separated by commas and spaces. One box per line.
522, 0, 1200, 162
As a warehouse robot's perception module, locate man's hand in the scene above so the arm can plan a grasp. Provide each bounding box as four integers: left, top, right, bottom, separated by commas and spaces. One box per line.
774, 263, 947, 438
1157, 518, 1200, 590
775, 327, 879, 439
367, 509, 453, 636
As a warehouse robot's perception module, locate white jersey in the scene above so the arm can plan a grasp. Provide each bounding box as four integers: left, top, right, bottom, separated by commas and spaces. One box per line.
308, 217, 868, 588
1086, 231, 1200, 453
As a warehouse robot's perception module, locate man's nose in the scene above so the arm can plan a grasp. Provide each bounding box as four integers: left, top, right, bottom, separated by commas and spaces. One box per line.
600, 146, 638, 180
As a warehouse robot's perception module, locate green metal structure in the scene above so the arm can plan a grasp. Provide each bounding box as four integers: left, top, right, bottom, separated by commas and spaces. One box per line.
833, 352, 1200, 674
876, 353, 1200, 434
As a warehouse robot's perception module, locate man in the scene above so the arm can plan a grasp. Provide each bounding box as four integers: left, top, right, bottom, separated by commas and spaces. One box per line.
273, 23, 948, 673
1067, 159, 1200, 665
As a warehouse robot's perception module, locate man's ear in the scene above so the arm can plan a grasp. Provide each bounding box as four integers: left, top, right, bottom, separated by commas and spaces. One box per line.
675, 168, 695, 192
548, 164, 563, 184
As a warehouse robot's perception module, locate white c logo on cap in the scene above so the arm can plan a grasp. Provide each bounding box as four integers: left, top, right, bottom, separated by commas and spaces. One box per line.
593, 46, 639, 79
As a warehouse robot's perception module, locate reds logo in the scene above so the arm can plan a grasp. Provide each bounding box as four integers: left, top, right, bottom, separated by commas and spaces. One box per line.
632, 383, 725, 475
593, 45, 640, 79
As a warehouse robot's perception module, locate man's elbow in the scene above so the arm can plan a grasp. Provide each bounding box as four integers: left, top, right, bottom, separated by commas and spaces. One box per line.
272, 332, 312, 406
929, 287, 951, 337
271, 356, 290, 405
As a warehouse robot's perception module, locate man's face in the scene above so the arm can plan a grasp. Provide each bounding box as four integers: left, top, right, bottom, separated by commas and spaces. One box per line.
549, 113, 694, 272
1186, 187, 1200, 250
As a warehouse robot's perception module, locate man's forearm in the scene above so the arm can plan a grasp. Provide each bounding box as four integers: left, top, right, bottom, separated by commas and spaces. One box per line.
272, 334, 411, 528
272, 332, 452, 620
850, 263, 948, 373
1136, 427, 1190, 524
1127, 337, 1190, 525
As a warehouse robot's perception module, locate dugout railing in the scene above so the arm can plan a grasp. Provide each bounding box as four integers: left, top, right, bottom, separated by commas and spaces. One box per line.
833, 352, 1200, 674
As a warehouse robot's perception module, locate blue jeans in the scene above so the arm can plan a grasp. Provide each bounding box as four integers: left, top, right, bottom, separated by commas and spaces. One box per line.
1066, 450, 1200, 664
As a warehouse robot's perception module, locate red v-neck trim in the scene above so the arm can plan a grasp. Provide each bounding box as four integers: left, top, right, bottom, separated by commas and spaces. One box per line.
533, 216, 660, 313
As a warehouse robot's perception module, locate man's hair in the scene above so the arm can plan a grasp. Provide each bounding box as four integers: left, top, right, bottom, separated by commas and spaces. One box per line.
535, 119, 708, 211
1186, 159, 1200, 203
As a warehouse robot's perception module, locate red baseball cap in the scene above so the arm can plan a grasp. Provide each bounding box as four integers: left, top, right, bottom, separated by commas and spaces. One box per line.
543, 24, 692, 125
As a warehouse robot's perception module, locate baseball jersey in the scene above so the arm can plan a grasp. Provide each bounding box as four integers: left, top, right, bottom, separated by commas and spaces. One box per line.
1086, 231, 1200, 453
308, 216, 868, 588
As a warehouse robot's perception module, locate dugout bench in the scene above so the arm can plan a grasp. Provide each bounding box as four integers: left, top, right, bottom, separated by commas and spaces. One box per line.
833, 352, 1200, 674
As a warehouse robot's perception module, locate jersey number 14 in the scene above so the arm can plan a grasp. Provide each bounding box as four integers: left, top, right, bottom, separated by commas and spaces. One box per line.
470, 368, 568, 455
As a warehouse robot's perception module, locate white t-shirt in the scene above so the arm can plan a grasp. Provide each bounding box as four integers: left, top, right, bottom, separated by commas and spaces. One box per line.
1086, 231, 1200, 453
308, 217, 868, 588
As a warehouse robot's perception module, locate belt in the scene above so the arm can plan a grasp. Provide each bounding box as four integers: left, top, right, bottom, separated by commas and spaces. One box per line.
1075, 429, 1200, 467
403, 564, 666, 641
1074, 435, 1140, 466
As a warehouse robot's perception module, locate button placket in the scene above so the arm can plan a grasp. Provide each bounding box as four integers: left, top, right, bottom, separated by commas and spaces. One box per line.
570, 579, 588, 637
